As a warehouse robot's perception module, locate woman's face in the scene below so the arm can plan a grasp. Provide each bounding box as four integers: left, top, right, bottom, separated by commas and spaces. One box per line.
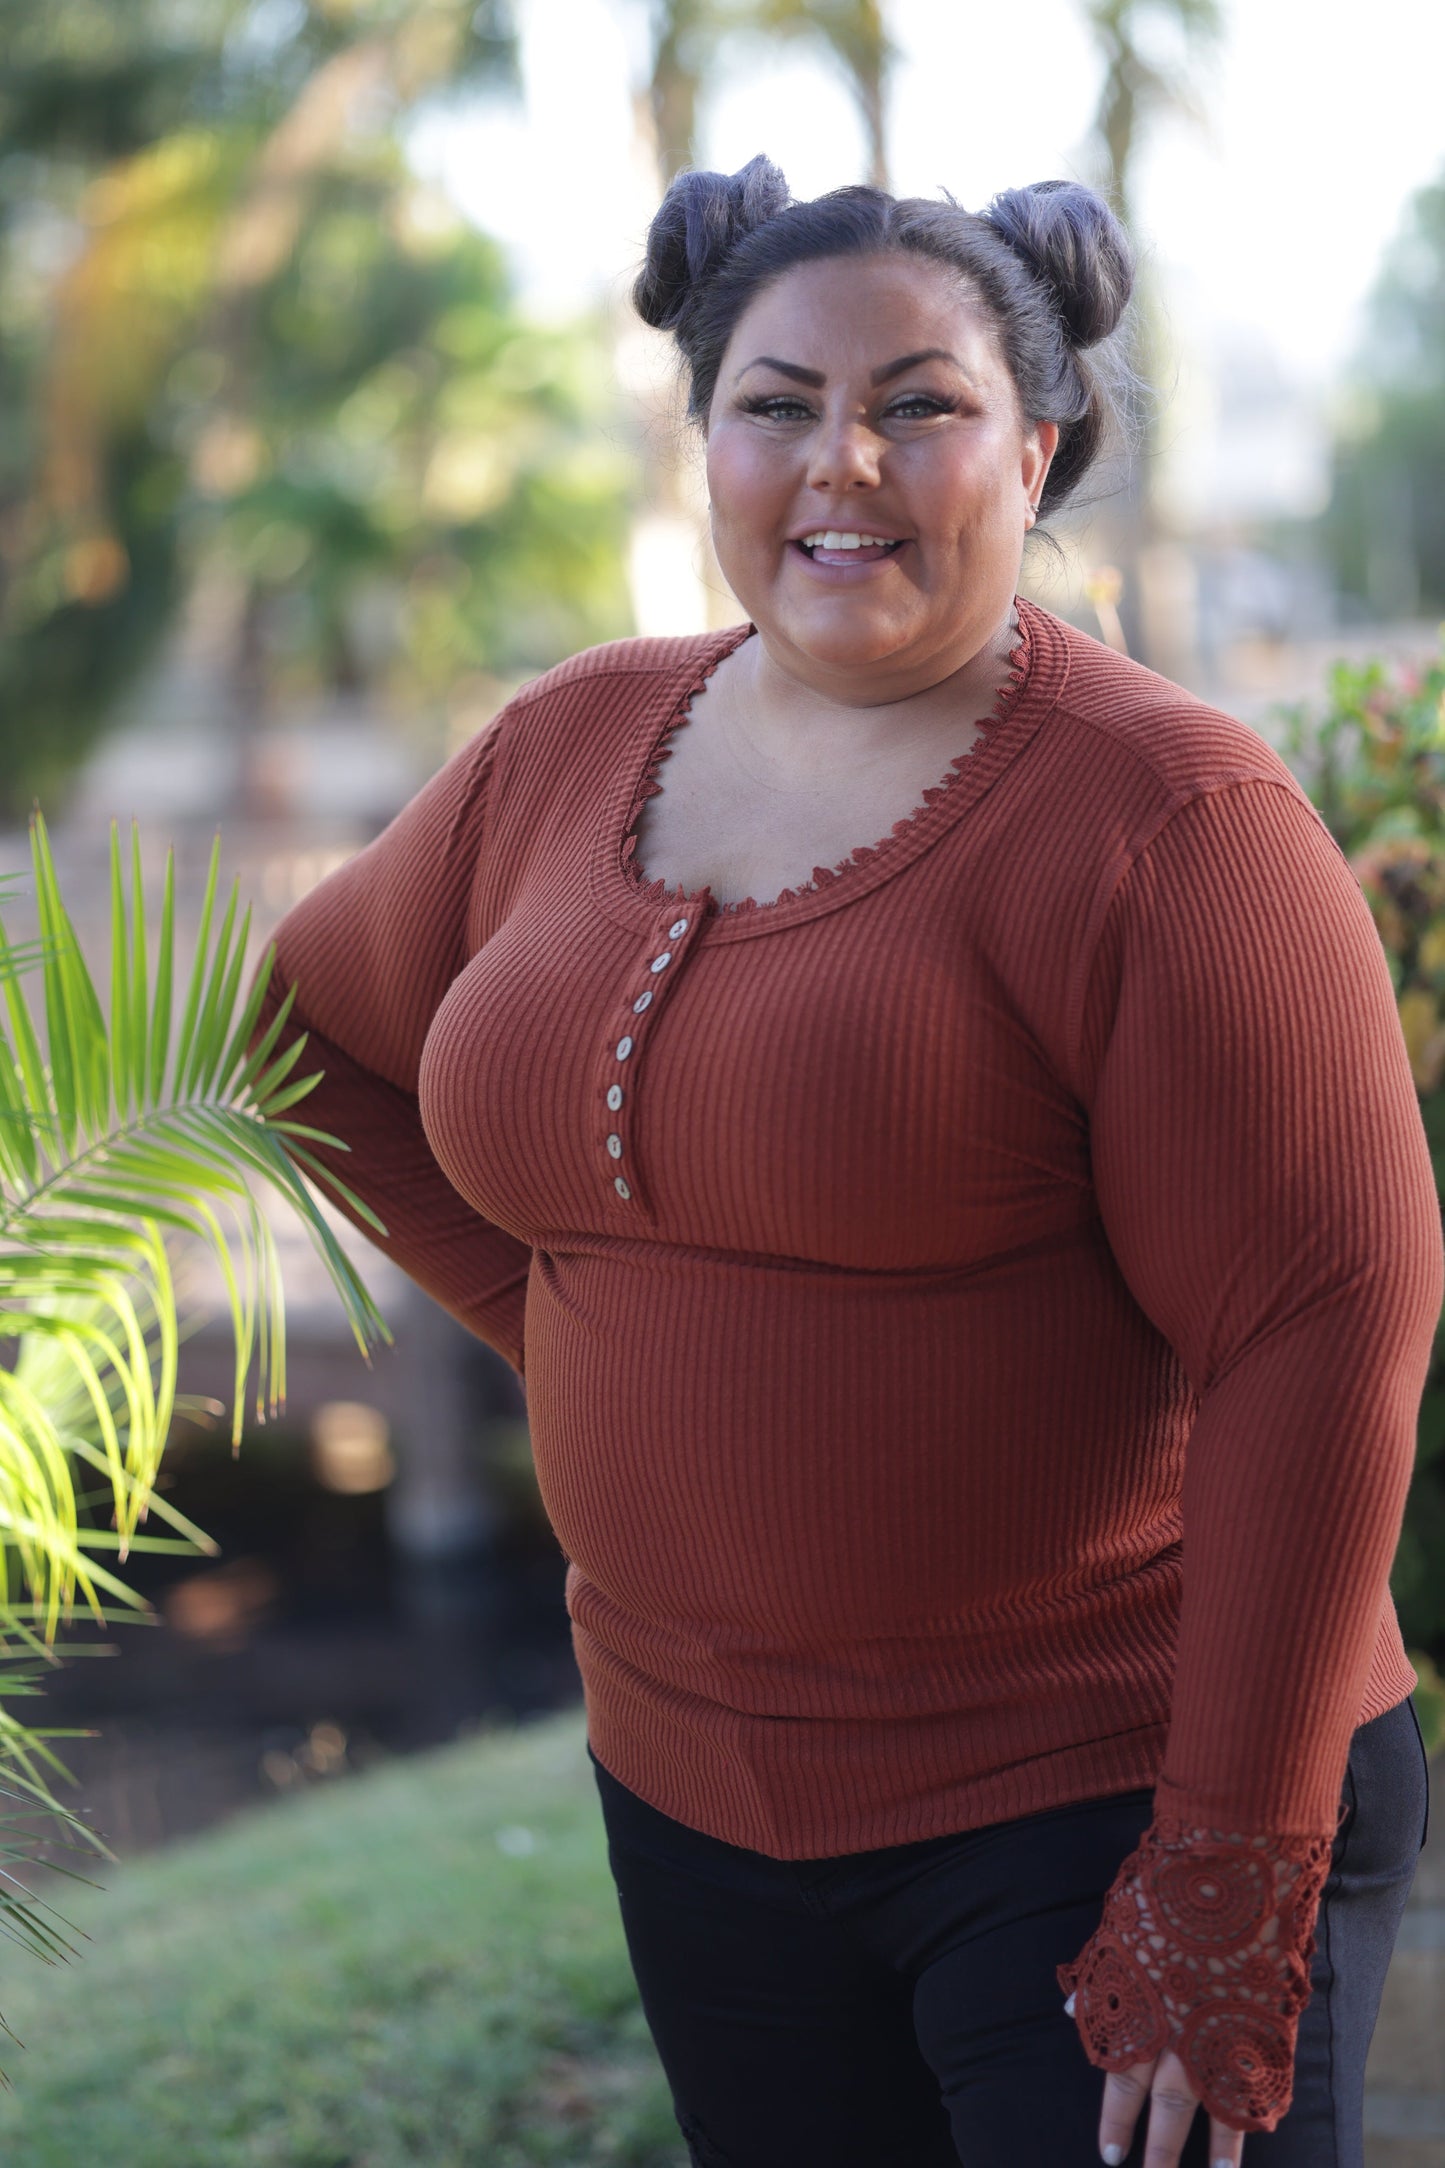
703, 251, 1058, 698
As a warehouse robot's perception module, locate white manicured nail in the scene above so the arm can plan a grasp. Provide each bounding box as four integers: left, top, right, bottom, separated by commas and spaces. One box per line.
1102, 2146, 1125, 2165
1065, 1992, 1076, 2015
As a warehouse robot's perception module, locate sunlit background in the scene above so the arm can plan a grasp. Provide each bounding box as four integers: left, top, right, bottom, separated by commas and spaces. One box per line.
2, 4, 1445, 2157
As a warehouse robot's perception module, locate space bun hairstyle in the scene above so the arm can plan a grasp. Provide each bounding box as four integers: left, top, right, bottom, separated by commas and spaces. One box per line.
631, 157, 1136, 518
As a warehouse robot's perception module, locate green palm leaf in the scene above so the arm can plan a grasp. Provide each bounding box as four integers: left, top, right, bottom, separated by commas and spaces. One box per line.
0, 811, 390, 2047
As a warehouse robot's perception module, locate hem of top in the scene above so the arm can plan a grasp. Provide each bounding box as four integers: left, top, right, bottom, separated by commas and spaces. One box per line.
578, 1633, 1419, 1857
587, 595, 1074, 942
582, 1714, 1172, 1860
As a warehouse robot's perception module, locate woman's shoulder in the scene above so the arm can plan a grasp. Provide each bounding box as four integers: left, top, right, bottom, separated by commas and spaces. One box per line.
1022, 599, 1313, 822
506, 625, 749, 719
459, 626, 754, 860
474, 626, 749, 799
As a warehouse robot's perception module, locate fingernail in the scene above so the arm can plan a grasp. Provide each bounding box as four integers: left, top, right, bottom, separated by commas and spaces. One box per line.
1214, 2160, 1234, 2168
1065, 1992, 1076, 2015
1102, 2147, 1124, 2165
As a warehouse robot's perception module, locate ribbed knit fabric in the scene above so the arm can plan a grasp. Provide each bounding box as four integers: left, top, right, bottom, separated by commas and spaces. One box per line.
247, 595, 1443, 2127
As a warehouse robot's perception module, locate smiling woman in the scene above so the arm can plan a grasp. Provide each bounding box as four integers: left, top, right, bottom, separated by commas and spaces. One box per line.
618, 167, 1134, 915
248, 155, 1439, 2168
701, 254, 1047, 691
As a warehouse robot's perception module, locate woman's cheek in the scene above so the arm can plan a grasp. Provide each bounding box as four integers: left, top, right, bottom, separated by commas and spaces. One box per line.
711, 442, 774, 522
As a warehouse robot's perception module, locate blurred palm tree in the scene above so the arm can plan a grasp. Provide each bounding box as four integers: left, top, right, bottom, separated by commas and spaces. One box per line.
644, 0, 895, 190
1084, 0, 1221, 229
1077, 0, 1222, 665
627, 0, 897, 632
0, 811, 383, 2044
756, 0, 893, 194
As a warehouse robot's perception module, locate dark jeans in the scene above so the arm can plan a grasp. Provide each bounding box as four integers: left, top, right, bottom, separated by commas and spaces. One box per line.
591, 1695, 1431, 2167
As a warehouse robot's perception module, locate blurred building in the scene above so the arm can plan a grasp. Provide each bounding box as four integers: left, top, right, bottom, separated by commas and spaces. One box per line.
1027, 314, 1443, 745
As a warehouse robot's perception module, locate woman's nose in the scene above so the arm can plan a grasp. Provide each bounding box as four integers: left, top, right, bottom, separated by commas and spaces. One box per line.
805, 415, 883, 491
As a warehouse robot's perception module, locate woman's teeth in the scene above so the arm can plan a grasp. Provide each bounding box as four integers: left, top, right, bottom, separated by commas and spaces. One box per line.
798, 531, 903, 555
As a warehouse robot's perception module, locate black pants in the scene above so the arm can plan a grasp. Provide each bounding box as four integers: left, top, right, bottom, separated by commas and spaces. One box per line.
591, 1695, 1431, 2167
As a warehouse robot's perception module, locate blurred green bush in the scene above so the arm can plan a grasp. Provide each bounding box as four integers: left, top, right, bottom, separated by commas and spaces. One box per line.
1277, 636, 1445, 1743
0, 0, 634, 815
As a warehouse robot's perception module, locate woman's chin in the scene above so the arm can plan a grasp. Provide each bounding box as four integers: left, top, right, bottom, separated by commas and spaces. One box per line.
764, 606, 924, 672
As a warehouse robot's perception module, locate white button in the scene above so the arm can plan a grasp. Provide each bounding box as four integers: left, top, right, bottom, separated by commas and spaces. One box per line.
606, 1134, 623, 1159
606, 1084, 623, 1110
668, 917, 689, 939
650, 951, 671, 973
616, 1035, 633, 1059
632, 989, 652, 1014
614, 1176, 631, 1200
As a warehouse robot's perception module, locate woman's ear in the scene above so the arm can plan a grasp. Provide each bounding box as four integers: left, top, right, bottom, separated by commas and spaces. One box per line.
1023, 420, 1060, 526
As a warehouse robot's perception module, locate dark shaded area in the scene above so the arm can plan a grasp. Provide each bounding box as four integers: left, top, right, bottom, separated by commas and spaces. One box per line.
32, 1411, 579, 1861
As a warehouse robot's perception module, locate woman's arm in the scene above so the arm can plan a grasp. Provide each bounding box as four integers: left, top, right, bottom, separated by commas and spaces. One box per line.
244, 715, 533, 1378
1058, 775, 1444, 2130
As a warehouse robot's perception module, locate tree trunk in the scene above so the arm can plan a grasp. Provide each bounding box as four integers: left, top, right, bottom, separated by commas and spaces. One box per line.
619, 40, 721, 637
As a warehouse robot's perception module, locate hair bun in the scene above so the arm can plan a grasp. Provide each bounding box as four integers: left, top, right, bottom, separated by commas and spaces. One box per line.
982, 179, 1133, 349
632, 154, 791, 332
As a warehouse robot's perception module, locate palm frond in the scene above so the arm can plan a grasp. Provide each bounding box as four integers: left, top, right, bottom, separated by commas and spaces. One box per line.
0, 811, 391, 2000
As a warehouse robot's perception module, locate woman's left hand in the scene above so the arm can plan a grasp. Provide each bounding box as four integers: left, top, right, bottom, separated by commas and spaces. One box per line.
1065, 1993, 1244, 2167
1058, 1812, 1338, 2157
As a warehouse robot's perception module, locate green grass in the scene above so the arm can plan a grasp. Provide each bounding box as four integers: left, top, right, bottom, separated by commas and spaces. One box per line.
0, 1710, 685, 2168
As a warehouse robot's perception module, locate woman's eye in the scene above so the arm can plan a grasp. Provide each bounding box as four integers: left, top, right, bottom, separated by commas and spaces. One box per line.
741, 394, 953, 422
745, 397, 812, 419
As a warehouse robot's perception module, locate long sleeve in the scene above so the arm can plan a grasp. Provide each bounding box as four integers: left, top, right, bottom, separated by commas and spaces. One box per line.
244, 716, 533, 1379
1057, 776, 1444, 2130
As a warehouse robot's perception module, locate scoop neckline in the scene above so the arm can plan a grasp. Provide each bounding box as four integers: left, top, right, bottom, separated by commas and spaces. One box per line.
589, 594, 1069, 942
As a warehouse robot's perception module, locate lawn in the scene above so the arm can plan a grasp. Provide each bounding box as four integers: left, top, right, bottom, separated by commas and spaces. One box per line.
0, 1709, 684, 2168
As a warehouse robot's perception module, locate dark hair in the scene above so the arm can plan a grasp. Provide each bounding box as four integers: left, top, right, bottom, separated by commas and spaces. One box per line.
631, 155, 1135, 518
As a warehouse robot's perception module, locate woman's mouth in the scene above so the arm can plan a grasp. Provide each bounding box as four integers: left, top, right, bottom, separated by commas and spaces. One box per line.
791, 532, 908, 569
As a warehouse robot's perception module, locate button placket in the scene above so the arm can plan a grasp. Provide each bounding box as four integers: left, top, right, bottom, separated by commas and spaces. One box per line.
597, 908, 702, 1218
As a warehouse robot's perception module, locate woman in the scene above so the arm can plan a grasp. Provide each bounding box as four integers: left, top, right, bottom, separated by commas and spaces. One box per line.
247, 157, 1439, 2166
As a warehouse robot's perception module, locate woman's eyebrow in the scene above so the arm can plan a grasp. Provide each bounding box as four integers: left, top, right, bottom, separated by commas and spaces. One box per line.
737, 348, 963, 387
872, 348, 963, 384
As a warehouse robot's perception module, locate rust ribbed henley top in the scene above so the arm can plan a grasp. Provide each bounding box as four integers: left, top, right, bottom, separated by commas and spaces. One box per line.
249, 594, 1443, 1862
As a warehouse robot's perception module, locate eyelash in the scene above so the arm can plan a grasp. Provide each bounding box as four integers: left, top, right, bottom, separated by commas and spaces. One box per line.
738, 393, 957, 422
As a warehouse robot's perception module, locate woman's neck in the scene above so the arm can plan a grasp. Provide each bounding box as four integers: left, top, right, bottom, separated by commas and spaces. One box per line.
729, 599, 1023, 770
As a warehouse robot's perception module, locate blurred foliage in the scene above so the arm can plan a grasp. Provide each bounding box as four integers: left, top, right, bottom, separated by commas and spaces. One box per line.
1415, 1646, 1445, 1757
1277, 637, 1445, 1667
0, 0, 634, 816
1325, 165, 1445, 617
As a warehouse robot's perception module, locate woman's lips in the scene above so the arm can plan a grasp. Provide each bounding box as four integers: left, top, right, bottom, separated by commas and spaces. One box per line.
789, 538, 909, 572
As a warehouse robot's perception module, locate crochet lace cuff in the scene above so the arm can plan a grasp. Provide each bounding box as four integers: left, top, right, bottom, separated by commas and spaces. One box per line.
1055, 1815, 1337, 2133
